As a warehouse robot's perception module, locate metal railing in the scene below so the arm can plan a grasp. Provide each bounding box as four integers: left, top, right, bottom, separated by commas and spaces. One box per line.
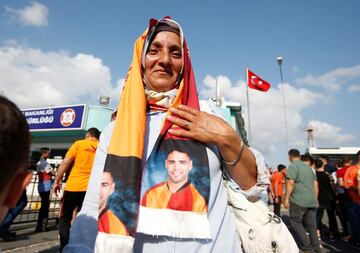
12, 172, 62, 226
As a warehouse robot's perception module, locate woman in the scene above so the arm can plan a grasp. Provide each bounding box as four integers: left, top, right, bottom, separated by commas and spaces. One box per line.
64, 17, 269, 253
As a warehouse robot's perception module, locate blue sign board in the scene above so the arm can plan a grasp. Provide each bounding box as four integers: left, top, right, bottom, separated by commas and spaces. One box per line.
22, 105, 87, 131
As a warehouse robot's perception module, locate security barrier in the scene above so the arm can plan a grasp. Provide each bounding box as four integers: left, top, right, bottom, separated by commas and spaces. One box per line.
11, 171, 62, 226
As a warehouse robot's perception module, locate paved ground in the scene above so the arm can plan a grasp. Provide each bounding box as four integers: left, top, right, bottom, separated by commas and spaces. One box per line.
0, 221, 59, 253
280, 213, 359, 253
1, 209, 359, 252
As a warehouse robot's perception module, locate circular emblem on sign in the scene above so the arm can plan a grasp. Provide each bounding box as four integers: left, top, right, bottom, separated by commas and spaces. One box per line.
60, 108, 76, 127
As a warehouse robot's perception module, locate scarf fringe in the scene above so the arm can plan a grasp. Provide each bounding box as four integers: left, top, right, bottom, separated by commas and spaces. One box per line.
137, 206, 211, 239
95, 232, 134, 253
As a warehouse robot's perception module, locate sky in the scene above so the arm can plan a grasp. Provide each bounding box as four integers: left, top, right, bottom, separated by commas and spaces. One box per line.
1, 0, 359, 167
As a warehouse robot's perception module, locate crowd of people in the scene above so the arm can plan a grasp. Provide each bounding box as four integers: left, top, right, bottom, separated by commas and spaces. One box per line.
269, 149, 360, 251
1, 16, 360, 253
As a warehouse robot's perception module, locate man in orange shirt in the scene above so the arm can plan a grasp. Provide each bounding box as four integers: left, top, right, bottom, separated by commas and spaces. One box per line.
52, 127, 100, 252
271, 164, 287, 216
344, 151, 360, 246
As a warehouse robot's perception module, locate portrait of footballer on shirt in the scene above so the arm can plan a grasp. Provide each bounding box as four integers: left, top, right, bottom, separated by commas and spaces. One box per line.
141, 139, 209, 213
98, 170, 130, 236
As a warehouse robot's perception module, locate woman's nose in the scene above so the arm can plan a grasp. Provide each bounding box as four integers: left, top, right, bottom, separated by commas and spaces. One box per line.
158, 51, 170, 65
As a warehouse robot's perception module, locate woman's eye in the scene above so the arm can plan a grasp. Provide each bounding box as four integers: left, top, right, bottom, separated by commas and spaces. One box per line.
148, 49, 158, 55
172, 51, 181, 58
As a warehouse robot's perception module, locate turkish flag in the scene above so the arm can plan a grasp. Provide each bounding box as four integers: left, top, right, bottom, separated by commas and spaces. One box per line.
247, 69, 271, 92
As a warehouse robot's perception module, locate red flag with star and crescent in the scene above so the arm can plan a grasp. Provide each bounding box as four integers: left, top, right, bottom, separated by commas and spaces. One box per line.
247, 68, 271, 92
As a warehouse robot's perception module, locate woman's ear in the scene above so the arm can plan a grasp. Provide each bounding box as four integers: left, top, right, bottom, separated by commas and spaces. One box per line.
3, 171, 32, 208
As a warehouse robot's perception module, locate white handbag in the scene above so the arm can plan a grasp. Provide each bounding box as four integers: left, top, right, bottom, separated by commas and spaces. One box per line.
223, 180, 299, 253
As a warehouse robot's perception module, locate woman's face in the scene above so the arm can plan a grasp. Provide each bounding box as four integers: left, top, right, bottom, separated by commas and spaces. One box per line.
145, 31, 183, 92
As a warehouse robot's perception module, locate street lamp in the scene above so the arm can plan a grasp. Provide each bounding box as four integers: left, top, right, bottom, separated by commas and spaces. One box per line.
277, 57, 284, 83
277, 56, 289, 151
99, 95, 110, 106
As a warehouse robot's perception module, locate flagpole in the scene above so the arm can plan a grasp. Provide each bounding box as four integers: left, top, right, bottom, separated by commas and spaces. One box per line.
245, 67, 252, 146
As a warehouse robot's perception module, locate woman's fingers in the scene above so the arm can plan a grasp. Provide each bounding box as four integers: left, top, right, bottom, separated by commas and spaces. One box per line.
177, 105, 199, 115
169, 106, 196, 122
168, 105, 240, 152
167, 115, 191, 129
167, 105, 232, 145
168, 128, 192, 138
168, 105, 201, 129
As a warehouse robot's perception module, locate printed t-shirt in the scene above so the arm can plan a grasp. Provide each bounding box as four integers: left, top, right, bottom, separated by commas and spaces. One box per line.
37, 158, 53, 192
287, 160, 318, 208
344, 165, 360, 204
271, 171, 284, 197
65, 138, 99, 192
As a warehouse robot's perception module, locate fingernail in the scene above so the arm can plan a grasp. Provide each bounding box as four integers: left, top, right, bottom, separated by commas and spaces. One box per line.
170, 107, 176, 112
167, 115, 173, 120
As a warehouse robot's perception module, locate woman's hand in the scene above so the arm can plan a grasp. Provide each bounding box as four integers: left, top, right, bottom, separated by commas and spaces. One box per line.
167, 105, 236, 147
167, 105, 257, 190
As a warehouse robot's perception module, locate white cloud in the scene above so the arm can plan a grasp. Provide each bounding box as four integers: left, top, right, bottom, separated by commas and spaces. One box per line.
296, 65, 360, 92
199, 75, 353, 159
348, 84, 360, 92
0, 44, 122, 108
5, 2, 48, 27
308, 121, 354, 145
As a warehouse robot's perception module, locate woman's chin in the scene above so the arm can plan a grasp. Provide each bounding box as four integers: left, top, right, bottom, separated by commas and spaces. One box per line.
147, 81, 177, 92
